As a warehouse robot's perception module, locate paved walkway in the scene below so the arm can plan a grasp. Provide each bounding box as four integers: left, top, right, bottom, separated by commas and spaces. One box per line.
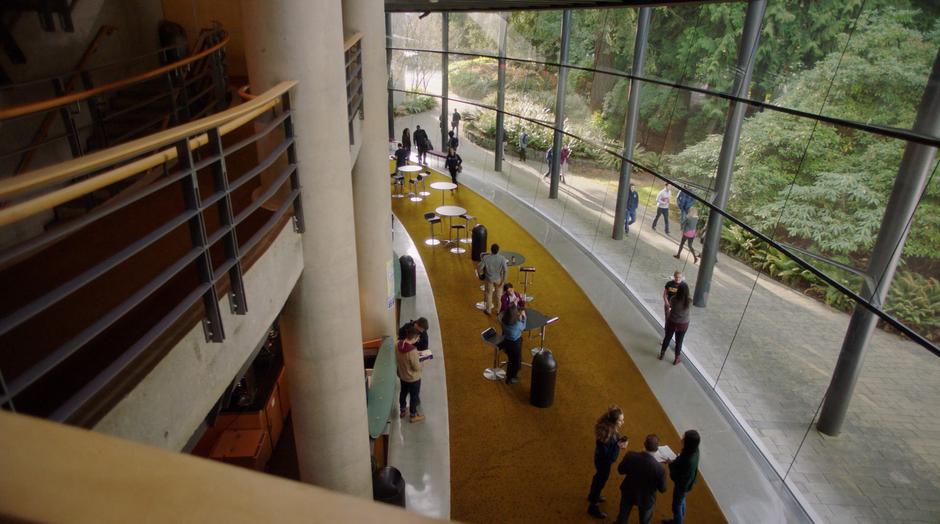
396, 109, 940, 523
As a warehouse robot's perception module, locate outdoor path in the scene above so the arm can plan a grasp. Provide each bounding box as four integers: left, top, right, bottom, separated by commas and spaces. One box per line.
396, 108, 940, 524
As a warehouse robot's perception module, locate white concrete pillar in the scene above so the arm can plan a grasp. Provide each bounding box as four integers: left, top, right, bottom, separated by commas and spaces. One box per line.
241, 0, 372, 498
343, 0, 396, 340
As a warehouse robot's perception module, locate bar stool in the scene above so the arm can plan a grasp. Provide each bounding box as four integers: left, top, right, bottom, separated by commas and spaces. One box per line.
417, 172, 431, 197
521, 266, 536, 302
480, 327, 506, 381
450, 223, 467, 254
408, 178, 423, 202
391, 173, 405, 198
424, 212, 442, 246
460, 213, 476, 244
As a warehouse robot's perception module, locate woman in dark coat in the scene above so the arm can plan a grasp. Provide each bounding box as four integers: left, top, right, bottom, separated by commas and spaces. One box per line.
587, 406, 627, 519
401, 128, 412, 160
666, 430, 701, 524
444, 147, 462, 187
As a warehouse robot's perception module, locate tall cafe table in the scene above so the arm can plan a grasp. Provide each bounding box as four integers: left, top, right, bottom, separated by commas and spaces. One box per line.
399, 165, 424, 202
523, 308, 559, 357
476, 251, 525, 311
430, 181, 457, 205
435, 205, 467, 254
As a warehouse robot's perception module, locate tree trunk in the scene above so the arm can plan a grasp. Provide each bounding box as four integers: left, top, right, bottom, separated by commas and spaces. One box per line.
589, 32, 616, 112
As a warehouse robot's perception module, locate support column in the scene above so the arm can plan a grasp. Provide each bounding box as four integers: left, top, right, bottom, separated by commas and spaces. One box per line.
241, 0, 371, 498
817, 48, 940, 436
549, 9, 571, 200
611, 7, 651, 240
494, 12, 508, 171
344, 0, 396, 341
692, 0, 766, 307
386, 12, 395, 142
440, 13, 449, 151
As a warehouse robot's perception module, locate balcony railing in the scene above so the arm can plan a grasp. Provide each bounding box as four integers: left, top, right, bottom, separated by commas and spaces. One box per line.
0, 81, 302, 425
345, 32, 364, 145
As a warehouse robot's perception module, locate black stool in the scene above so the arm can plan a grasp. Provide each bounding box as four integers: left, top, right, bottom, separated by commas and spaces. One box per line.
408, 179, 422, 202
481, 327, 506, 381
391, 173, 405, 198
424, 212, 442, 246
450, 224, 466, 254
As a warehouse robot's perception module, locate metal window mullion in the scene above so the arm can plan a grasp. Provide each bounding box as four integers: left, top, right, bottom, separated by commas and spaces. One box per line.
176, 139, 224, 342
280, 93, 305, 233
207, 128, 247, 315
52, 77, 84, 159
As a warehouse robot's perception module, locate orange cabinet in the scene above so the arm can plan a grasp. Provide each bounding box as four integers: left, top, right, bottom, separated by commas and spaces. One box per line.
209, 429, 272, 471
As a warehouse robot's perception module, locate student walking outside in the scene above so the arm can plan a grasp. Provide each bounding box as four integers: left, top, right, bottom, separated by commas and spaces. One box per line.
660, 282, 692, 365
624, 184, 639, 235
518, 131, 529, 161
651, 184, 671, 234
451, 108, 461, 134
675, 207, 699, 263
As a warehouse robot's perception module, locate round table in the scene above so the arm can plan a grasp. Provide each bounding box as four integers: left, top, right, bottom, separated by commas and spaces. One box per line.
399, 165, 425, 202
436, 205, 468, 254
430, 181, 457, 205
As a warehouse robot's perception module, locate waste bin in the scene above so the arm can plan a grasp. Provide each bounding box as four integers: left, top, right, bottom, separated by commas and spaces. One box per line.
372, 466, 406, 507
471, 224, 488, 261
530, 350, 557, 408
399, 255, 416, 298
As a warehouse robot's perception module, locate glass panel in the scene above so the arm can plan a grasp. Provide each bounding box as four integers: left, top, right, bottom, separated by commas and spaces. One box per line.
506, 10, 561, 63
448, 12, 501, 56
389, 12, 442, 50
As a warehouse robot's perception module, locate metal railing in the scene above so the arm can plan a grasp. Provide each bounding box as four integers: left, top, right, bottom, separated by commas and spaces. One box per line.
0, 29, 230, 175
345, 32, 365, 145
0, 81, 302, 424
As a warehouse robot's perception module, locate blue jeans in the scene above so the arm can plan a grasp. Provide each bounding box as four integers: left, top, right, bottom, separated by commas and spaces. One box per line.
624, 208, 637, 232
652, 207, 670, 233
672, 489, 687, 524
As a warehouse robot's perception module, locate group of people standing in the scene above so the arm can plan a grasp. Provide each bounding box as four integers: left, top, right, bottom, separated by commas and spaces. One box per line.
476, 243, 530, 385
589, 406, 701, 524
623, 183, 701, 263
542, 144, 571, 184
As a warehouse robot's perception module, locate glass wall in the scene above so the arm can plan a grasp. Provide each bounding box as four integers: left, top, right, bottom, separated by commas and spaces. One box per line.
389, 4, 940, 521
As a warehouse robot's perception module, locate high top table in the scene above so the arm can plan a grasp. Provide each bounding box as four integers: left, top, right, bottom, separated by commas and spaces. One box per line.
523, 308, 559, 357
435, 205, 467, 254
399, 165, 424, 202
430, 181, 457, 205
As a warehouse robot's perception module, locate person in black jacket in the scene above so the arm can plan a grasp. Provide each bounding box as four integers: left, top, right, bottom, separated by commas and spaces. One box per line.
413, 125, 430, 165
665, 430, 700, 524
614, 434, 667, 524
444, 148, 462, 187
588, 406, 628, 519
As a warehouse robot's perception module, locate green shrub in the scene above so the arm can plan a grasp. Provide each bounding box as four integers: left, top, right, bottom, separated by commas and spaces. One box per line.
394, 95, 438, 116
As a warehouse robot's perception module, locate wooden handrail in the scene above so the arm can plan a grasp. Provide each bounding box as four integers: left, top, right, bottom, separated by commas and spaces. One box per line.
0, 35, 230, 121
0, 81, 297, 227
344, 31, 363, 52
237, 84, 257, 101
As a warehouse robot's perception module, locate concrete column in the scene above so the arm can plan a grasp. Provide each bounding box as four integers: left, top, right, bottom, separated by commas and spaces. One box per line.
241, 0, 371, 498
343, 0, 396, 341
692, 0, 766, 307
549, 9, 571, 200
494, 13, 508, 172
440, 13, 449, 150
817, 47, 940, 436
611, 7, 651, 240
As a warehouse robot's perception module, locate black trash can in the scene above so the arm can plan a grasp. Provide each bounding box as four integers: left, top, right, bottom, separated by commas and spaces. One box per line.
471, 224, 488, 261
530, 350, 557, 408
399, 255, 416, 298
372, 466, 406, 507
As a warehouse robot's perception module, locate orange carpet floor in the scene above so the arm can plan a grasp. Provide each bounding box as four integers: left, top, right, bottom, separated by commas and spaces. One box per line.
391, 164, 726, 524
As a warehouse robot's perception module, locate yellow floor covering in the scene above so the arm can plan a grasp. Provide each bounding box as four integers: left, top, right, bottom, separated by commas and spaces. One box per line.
391, 165, 726, 524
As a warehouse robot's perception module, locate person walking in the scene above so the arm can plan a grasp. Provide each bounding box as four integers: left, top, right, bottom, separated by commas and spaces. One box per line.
401, 128, 412, 160
477, 243, 508, 315
445, 147, 462, 187
498, 305, 526, 384
676, 189, 694, 224
660, 281, 692, 365
665, 430, 701, 524
614, 434, 667, 524
624, 183, 639, 235
451, 108, 461, 134
413, 125, 430, 165
518, 131, 529, 162
396, 324, 425, 423
560, 144, 570, 184
674, 207, 699, 263
651, 184, 671, 234
662, 270, 687, 320
392, 142, 408, 175
543, 147, 554, 179
448, 130, 459, 151
588, 406, 628, 520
